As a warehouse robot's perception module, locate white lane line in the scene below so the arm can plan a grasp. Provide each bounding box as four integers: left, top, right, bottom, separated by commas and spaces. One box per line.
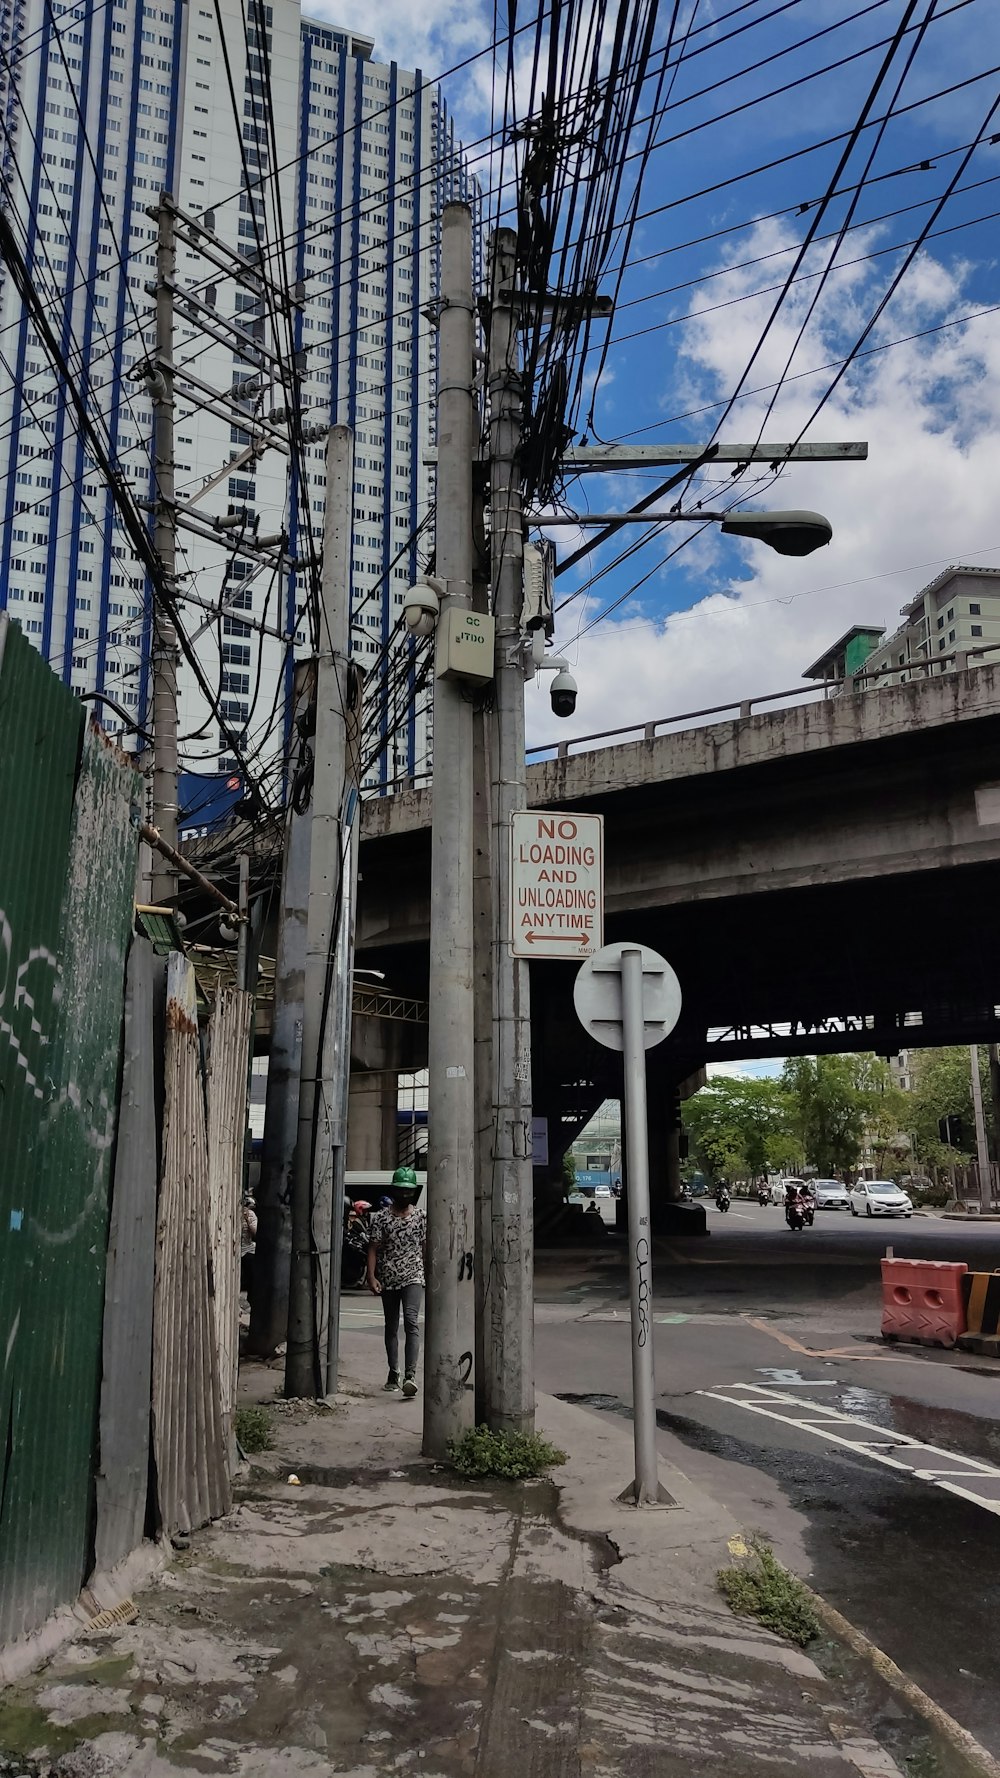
699, 1384, 1000, 1518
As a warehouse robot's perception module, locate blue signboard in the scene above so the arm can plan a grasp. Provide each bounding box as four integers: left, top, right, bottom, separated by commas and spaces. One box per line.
178, 771, 244, 839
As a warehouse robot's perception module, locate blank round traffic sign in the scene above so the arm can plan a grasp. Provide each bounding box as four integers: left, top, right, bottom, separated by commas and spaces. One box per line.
573, 942, 681, 1051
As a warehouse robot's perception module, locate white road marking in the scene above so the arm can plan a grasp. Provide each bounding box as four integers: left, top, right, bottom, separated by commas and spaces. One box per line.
699, 1382, 1000, 1518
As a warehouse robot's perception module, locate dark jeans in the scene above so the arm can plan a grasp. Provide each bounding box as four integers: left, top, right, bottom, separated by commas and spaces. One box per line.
382, 1283, 423, 1376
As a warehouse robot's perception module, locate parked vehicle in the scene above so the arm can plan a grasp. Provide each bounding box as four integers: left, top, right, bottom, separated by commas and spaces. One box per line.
715, 1185, 731, 1213
813, 1179, 851, 1211
850, 1179, 913, 1218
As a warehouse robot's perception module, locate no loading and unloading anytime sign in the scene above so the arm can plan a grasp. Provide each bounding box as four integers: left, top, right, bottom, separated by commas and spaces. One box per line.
510, 810, 604, 959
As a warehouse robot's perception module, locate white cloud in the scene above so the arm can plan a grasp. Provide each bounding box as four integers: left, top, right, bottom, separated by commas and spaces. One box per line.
527, 224, 1000, 751
306, 1, 488, 98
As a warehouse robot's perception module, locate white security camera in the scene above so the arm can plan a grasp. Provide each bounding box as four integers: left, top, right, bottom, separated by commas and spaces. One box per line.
403, 577, 443, 638
550, 667, 578, 719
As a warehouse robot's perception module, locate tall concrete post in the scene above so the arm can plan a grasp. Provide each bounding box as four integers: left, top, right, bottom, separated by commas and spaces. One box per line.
472, 697, 494, 1424
423, 203, 477, 1457
150, 193, 178, 905
482, 227, 534, 1434
971, 1044, 991, 1209
286, 426, 354, 1398
248, 667, 312, 1358
982, 1038, 989, 1166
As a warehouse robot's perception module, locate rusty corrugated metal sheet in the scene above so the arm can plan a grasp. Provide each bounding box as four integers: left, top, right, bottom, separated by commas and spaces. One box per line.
94, 938, 159, 1575
206, 987, 254, 1461
152, 953, 230, 1536
0, 618, 137, 1644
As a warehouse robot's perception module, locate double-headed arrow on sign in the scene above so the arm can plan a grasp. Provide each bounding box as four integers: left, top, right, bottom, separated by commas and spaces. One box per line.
523, 930, 592, 949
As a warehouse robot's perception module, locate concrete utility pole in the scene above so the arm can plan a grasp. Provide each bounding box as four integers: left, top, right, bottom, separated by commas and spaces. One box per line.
150, 194, 179, 905
323, 680, 363, 1395
423, 201, 477, 1458
970, 1044, 991, 1209
248, 663, 312, 1359
286, 426, 354, 1399
482, 226, 534, 1434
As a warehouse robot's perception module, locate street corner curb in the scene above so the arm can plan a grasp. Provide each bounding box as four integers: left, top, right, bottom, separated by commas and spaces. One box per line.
806, 1587, 1000, 1778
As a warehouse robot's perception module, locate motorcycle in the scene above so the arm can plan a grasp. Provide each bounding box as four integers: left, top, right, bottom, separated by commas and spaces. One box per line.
802, 1194, 815, 1227
757, 1185, 769, 1206
784, 1191, 806, 1232
715, 1187, 731, 1214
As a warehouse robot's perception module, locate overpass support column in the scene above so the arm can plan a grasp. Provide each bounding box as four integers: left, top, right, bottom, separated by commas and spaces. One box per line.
347, 1072, 398, 1173
646, 1068, 708, 1236
643, 1066, 682, 1204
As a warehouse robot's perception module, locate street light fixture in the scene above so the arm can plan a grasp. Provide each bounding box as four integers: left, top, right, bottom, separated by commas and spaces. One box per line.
528, 506, 834, 558
718, 509, 832, 557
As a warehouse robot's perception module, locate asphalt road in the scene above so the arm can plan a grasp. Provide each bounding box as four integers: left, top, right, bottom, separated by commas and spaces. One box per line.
341, 1203, 1000, 1753
533, 1202, 1000, 1756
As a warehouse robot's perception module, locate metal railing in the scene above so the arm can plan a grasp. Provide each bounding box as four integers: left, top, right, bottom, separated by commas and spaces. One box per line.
525, 641, 1000, 763
369, 645, 1000, 789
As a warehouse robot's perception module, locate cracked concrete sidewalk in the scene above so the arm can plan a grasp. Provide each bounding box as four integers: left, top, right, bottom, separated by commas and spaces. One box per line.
0, 1332, 915, 1777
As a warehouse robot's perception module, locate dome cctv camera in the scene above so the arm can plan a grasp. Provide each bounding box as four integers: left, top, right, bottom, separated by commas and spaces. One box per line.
403, 579, 441, 639
550, 667, 578, 719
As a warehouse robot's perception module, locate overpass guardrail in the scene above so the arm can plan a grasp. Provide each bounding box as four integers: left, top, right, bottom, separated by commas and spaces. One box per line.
525, 642, 1000, 763
374, 643, 1000, 792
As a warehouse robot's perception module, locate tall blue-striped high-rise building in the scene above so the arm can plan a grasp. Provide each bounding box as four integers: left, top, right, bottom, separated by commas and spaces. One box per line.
0, 0, 477, 796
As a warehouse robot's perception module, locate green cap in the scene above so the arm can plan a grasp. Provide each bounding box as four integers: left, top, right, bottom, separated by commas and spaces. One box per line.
391, 1166, 418, 1187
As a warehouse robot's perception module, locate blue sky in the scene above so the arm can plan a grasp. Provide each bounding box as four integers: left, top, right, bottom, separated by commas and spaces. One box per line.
314, 0, 1000, 740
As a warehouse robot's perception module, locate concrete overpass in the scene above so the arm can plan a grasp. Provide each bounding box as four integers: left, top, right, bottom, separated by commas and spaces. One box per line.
355, 663, 1000, 1183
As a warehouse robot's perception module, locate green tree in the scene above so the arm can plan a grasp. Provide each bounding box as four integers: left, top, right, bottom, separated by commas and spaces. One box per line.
907, 1047, 994, 1168
782, 1055, 864, 1177
682, 1076, 797, 1183
781, 1053, 910, 1178
851, 1054, 911, 1176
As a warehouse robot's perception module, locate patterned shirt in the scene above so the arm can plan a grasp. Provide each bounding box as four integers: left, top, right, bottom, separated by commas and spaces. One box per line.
370, 1207, 426, 1289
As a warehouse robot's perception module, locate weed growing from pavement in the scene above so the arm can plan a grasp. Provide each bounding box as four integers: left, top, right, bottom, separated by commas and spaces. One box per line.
717, 1534, 820, 1647
235, 1403, 275, 1454
447, 1426, 567, 1480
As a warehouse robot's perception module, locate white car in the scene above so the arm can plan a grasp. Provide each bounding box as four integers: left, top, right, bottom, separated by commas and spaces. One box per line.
813, 1179, 851, 1211
851, 1179, 912, 1218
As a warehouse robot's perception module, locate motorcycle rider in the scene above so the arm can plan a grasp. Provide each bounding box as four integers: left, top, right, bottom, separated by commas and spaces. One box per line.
784, 1179, 807, 1229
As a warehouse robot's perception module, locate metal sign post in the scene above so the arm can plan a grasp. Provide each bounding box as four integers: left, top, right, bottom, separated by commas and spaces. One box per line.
574, 942, 681, 1505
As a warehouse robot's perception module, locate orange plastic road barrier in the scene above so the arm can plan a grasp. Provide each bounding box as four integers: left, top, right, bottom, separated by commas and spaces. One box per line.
881, 1257, 968, 1347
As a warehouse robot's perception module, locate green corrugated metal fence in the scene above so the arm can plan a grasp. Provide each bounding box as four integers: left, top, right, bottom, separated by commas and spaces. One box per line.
0, 618, 138, 1647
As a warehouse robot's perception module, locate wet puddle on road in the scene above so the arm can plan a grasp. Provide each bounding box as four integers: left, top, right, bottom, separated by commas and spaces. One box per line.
748, 1369, 1000, 1470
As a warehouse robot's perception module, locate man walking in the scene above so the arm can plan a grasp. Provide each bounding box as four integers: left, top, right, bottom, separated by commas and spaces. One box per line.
366, 1166, 425, 1397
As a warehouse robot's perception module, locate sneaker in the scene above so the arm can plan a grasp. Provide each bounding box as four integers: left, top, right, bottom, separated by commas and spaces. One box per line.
402, 1374, 418, 1398
383, 1372, 400, 1392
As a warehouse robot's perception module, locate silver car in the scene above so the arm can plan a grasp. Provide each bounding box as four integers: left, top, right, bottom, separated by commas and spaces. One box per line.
813, 1179, 851, 1211
850, 1179, 912, 1218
